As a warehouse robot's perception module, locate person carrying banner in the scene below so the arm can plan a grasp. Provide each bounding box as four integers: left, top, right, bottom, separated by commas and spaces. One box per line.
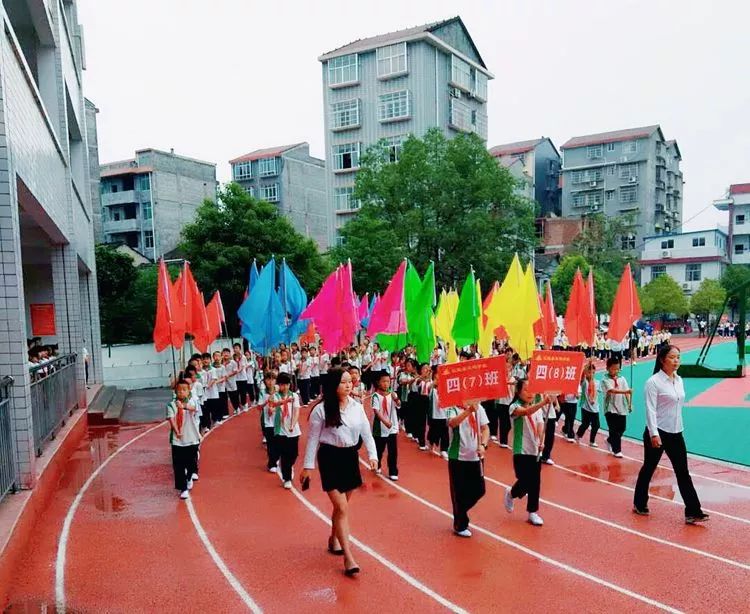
251, 371, 280, 472
167, 379, 201, 500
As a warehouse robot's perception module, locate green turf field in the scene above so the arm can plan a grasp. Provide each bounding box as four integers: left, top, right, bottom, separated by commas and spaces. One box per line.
592, 342, 749, 467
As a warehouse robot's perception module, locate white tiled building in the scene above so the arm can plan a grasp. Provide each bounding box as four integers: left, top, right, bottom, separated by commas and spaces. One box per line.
713, 183, 750, 265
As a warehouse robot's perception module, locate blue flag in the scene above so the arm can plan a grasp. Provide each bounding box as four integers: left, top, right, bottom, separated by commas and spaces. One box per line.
237, 258, 284, 353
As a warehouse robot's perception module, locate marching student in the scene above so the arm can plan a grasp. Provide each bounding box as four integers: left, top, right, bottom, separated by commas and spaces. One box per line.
602, 357, 632, 457
251, 371, 279, 472
244, 350, 257, 404
576, 362, 601, 447
233, 343, 249, 411
167, 379, 201, 500
278, 349, 293, 376
271, 372, 301, 489
446, 401, 489, 537
504, 379, 552, 526
427, 368, 449, 458
539, 394, 561, 465
370, 371, 400, 480
297, 347, 314, 404
222, 348, 239, 418
633, 345, 709, 524
210, 351, 227, 425
398, 359, 418, 436
300, 367, 378, 576
199, 353, 214, 432
413, 363, 433, 451
496, 347, 515, 448
559, 390, 579, 442
348, 365, 365, 402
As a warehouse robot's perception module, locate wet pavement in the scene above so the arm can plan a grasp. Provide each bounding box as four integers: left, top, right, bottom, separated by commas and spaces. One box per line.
119, 388, 171, 424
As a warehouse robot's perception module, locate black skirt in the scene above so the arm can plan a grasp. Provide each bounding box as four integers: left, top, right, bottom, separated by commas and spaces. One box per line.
317, 443, 362, 493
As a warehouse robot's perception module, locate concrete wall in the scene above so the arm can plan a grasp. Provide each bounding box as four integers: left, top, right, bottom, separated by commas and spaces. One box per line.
85, 99, 101, 242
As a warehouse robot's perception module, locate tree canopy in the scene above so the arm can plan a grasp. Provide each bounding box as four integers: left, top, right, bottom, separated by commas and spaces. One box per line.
689, 279, 727, 318
720, 264, 750, 314
96, 244, 139, 346
549, 254, 617, 315
569, 212, 637, 278
641, 274, 689, 319
331, 129, 536, 294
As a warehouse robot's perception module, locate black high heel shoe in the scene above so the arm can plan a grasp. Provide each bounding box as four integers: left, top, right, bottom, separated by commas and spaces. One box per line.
327, 537, 344, 555
344, 564, 360, 577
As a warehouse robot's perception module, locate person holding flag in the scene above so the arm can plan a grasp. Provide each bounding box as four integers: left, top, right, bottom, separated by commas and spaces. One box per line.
167, 379, 201, 500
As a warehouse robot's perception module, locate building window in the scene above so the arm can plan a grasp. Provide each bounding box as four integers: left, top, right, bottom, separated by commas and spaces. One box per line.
137, 174, 150, 191
651, 265, 666, 279
735, 244, 745, 255
449, 99, 472, 132
572, 193, 585, 207
472, 110, 488, 140
384, 135, 406, 163
259, 183, 279, 202
607, 165, 615, 176
111, 184, 119, 193
144, 230, 154, 249
328, 54, 358, 86
736, 214, 746, 225
606, 190, 615, 201
622, 141, 638, 155
661, 239, 675, 249
473, 71, 488, 101
606, 142, 616, 152
621, 234, 636, 250
333, 142, 360, 171
376, 42, 407, 78
142, 201, 152, 220
686, 263, 701, 282
692, 237, 706, 247
572, 169, 601, 184
334, 186, 359, 211
331, 99, 360, 130
378, 90, 410, 122
587, 144, 603, 159
258, 157, 278, 177
619, 164, 638, 180
245, 186, 255, 198
233, 161, 252, 181
450, 56, 472, 92
585, 191, 603, 208
620, 185, 637, 203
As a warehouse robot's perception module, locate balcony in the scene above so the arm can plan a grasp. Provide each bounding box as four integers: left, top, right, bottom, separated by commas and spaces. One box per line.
103, 218, 142, 234
656, 156, 667, 167
102, 190, 138, 206
655, 204, 665, 213
656, 180, 666, 190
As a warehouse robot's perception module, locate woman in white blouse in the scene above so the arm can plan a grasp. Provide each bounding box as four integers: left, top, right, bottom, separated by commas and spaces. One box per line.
300, 367, 378, 576
633, 345, 709, 524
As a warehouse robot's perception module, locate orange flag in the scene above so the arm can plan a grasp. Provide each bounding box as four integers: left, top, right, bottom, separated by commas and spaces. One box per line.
183, 263, 209, 348
205, 292, 223, 345
564, 269, 594, 347
608, 264, 642, 342
534, 281, 557, 349
153, 259, 173, 352
170, 271, 186, 349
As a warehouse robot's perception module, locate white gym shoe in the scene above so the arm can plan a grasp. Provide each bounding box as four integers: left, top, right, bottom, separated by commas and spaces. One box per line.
268, 467, 278, 473
389, 475, 399, 481
614, 452, 624, 458
406, 434, 414, 440
262, 437, 267, 444
419, 446, 428, 451
490, 435, 498, 441
504, 487, 514, 513
441, 451, 449, 460
191, 473, 199, 481
589, 442, 599, 448
454, 528, 472, 538
187, 479, 193, 491
283, 481, 292, 490
528, 512, 544, 526
543, 458, 555, 465
179, 490, 190, 500
499, 443, 509, 449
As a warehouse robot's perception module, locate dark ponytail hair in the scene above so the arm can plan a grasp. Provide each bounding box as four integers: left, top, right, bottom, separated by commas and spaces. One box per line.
511, 377, 527, 406
654, 344, 680, 374
322, 367, 346, 428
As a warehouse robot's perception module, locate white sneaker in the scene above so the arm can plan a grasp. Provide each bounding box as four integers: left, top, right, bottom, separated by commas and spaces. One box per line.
187, 479, 193, 490
566, 437, 575, 443
269, 467, 278, 473
191, 473, 199, 481
441, 451, 449, 460
504, 487, 514, 513
283, 481, 292, 490
543, 458, 555, 465
614, 452, 624, 458
179, 490, 190, 500
262, 437, 267, 444
589, 442, 599, 448
419, 446, 428, 451
454, 528, 472, 538
499, 443, 509, 449
406, 434, 414, 440
376, 468, 382, 475
389, 475, 399, 481
490, 435, 498, 441
528, 512, 544, 526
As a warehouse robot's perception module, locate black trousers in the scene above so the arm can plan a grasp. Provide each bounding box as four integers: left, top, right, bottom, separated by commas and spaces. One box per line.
275, 435, 299, 482
171, 444, 198, 491
236, 380, 249, 405
219, 392, 229, 419
510, 454, 541, 513
264, 426, 279, 469
561, 402, 577, 438
227, 389, 240, 413
298, 378, 311, 404
483, 400, 498, 439
310, 376, 320, 398
199, 401, 212, 430
541, 415, 557, 461
577, 411, 600, 442
412, 395, 429, 446
375, 434, 398, 476
497, 403, 511, 445
448, 459, 486, 532
634, 428, 703, 517
427, 418, 449, 451
605, 413, 627, 454
209, 397, 224, 425
406, 392, 420, 436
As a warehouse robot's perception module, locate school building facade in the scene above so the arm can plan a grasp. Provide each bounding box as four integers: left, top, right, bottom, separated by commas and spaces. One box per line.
0, 0, 102, 494
713, 183, 750, 266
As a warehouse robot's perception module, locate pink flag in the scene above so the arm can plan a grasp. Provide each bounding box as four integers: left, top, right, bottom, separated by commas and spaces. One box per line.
337, 261, 359, 350
367, 261, 407, 337
357, 292, 369, 323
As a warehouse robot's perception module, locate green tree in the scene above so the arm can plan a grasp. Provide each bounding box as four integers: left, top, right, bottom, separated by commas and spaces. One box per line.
570, 212, 637, 278
332, 129, 536, 294
720, 264, 750, 315
179, 183, 332, 335
638, 285, 655, 316
95, 244, 139, 346
549, 254, 615, 315
641, 275, 689, 320
689, 279, 727, 319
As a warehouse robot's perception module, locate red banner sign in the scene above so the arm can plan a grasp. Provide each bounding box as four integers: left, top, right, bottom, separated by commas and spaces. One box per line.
30, 303, 56, 336
437, 356, 507, 408
526, 350, 585, 395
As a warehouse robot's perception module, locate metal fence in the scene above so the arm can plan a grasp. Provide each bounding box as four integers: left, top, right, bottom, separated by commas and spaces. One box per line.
0, 376, 17, 503
30, 354, 78, 456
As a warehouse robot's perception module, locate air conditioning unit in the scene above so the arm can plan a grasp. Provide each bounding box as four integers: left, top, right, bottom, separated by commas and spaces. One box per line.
682, 283, 690, 290
449, 87, 462, 98
589, 181, 597, 187
620, 156, 629, 163
662, 250, 672, 258
629, 176, 638, 183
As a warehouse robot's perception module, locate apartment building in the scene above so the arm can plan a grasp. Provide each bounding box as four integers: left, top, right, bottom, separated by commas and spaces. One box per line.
319, 17, 493, 246
99, 149, 217, 260
713, 183, 750, 265
560, 125, 683, 252
229, 143, 328, 250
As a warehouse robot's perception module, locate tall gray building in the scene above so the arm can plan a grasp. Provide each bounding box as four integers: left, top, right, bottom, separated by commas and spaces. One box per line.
560, 125, 683, 251
99, 149, 217, 260
229, 143, 328, 250
319, 17, 493, 246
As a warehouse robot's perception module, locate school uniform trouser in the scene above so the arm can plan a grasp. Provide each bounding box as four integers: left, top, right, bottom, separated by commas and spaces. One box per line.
406, 392, 420, 437
510, 454, 541, 513
448, 459, 486, 532
375, 434, 398, 477
483, 400, 498, 439
634, 428, 703, 517
310, 377, 320, 398
605, 413, 627, 454
576, 410, 600, 442
171, 444, 198, 491
413, 395, 429, 446
427, 418, 449, 452
497, 403, 511, 446
236, 380, 248, 405
227, 389, 240, 413
298, 378, 311, 404
263, 426, 279, 469
210, 397, 224, 425
219, 392, 229, 419
199, 402, 212, 430
540, 414, 558, 461
275, 435, 299, 482
560, 402, 577, 439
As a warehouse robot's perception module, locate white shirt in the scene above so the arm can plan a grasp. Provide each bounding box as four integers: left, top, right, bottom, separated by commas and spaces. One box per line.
297, 357, 313, 380
233, 355, 248, 381
203, 367, 219, 400
258, 389, 276, 428
509, 403, 543, 456
272, 392, 302, 437
446, 405, 489, 461
431, 389, 447, 419
214, 364, 227, 393
645, 371, 685, 436
167, 399, 201, 446
310, 356, 320, 378
223, 361, 238, 391
303, 397, 377, 469
278, 361, 293, 375
371, 392, 398, 436
602, 375, 630, 415
319, 353, 330, 375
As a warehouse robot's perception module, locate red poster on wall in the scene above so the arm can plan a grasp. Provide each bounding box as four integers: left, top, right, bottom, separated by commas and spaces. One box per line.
437, 356, 507, 408
30, 303, 56, 336
526, 350, 585, 396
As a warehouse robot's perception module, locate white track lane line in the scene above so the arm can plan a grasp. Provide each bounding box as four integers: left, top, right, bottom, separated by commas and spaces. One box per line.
359, 460, 683, 614
56, 421, 167, 614
290, 487, 467, 614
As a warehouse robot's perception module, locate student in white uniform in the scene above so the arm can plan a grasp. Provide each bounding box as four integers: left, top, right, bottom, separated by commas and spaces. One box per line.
271, 372, 301, 489
309, 345, 321, 399
445, 402, 490, 537
167, 380, 201, 500
222, 348, 238, 418
602, 357, 631, 457
370, 372, 400, 479
633, 345, 708, 524
252, 371, 279, 472
539, 395, 561, 465
427, 368, 449, 458
300, 367, 378, 576
576, 363, 600, 446
233, 343, 249, 411
297, 347, 314, 404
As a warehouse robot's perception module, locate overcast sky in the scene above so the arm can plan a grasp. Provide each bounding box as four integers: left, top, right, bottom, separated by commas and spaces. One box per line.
78, 0, 749, 232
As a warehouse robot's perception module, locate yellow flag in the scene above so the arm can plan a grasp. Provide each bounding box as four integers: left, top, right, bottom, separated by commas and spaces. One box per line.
435, 289, 459, 363
478, 282, 499, 357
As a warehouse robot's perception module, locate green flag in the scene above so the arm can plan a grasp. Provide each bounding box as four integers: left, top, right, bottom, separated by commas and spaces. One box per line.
406, 261, 436, 363
452, 270, 480, 349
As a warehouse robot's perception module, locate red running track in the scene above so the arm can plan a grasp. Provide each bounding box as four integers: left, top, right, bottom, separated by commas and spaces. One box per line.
5, 397, 750, 613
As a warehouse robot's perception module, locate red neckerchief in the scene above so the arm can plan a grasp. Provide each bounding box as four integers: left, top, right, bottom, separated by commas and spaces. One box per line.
175, 400, 185, 431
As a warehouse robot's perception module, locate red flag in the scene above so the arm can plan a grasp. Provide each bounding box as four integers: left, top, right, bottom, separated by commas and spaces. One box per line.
586, 268, 597, 332
608, 264, 642, 342
170, 271, 186, 349
193, 292, 212, 352
534, 281, 557, 349
153, 259, 173, 351
205, 292, 222, 346
183, 263, 209, 344
564, 269, 595, 347
299, 321, 316, 345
